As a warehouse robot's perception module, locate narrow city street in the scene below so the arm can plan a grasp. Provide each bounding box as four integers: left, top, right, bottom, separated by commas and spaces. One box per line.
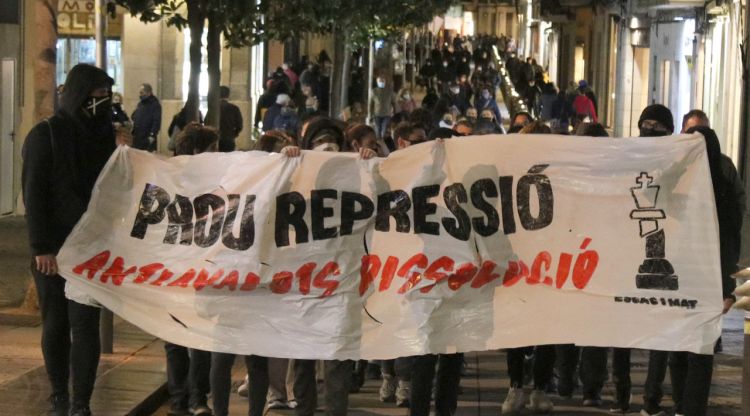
3, 0, 750, 415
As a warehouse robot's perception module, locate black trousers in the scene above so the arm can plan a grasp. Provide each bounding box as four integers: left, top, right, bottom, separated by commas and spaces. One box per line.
409, 353, 462, 416
611, 348, 631, 409
507, 346, 555, 390
610, 348, 668, 411
670, 352, 713, 416
33, 270, 101, 407
211, 353, 268, 416
381, 357, 414, 381
643, 350, 670, 412
293, 359, 353, 416
555, 345, 608, 398
164, 343, 211, 409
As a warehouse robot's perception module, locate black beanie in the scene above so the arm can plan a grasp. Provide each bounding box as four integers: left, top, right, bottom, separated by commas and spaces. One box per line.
638, 104, 674, 134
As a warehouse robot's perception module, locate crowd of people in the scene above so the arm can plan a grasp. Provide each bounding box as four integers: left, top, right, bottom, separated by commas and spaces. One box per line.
22, 28, 742, 416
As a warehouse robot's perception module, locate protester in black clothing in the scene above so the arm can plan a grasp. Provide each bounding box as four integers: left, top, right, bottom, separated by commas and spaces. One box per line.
22, 63, 119, 416
131, 83, 162, 151
217, 86, 243, 152
110, 92, 130, 127
610, 104, 675, 416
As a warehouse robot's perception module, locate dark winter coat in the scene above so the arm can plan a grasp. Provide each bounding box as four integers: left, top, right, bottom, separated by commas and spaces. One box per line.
22, 113, 116, 256
219, 100, 244, 152
131, 94, 162, 150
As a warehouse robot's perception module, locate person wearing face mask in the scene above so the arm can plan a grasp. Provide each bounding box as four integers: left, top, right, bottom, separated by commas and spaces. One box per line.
474, 86, 502, 128
445, 82, 469, 114
277, 119, 375, 416
437, 59, 456, 93
110, 92, 130, 128
263, 93, 292, 132
369, 76, 398, 140
608, 104, 675, 416
397, 87, 417, 115
131, 83, 162, 152
272, 100, 301, 136
22, 63, 126, 416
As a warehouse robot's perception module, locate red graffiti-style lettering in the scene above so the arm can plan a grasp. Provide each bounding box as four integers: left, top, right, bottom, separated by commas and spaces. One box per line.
359, 255, 381, 296
73, 251, 111, 280
555, 253, 573, 289
421, 256, 455, 293
168, 269, 197, 288
448, 263, 479, 291
270, 271, 293, 294
296, 262, 317, 295
502, 261, 529, 287
150, 269, 174, 286
572, 238, 599, 289
378, 256, 400, 292
240, 272, 260, 291
193, 269, 225, 290
133, 263, 164, 284
471, 260, 501, 288
528, 251, 552, 286
397, 254, 429, 294
99, 257, 137, 286
313, 262, 341, 298
214, 270, 240, 291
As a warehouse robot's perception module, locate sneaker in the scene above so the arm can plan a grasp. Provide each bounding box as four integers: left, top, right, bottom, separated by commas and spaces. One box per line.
237, 375, 249, 397
640, 410, 667, 416
189, 403, 213, 416
501, 387, 525, 415
379, 374, 397, 402
69, 405, 92, 416
267, 399, 288, 409
47, 394, 69, 416
528, 389, 554, 413
395, 380, 410, 408
287, 399, 298, 409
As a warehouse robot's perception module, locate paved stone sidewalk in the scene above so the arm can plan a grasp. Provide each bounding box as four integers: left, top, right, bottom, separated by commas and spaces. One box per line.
0, 318, 166, 415
153, 342, 742, 416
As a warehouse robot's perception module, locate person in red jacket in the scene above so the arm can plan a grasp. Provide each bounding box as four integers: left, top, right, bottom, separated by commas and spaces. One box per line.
572, 87, 598, 126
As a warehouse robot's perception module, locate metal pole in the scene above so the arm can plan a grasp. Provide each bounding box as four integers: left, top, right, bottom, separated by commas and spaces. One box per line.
95, 0, 114, 355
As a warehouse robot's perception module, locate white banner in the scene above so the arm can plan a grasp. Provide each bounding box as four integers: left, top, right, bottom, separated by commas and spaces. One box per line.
58, 134, 723, 359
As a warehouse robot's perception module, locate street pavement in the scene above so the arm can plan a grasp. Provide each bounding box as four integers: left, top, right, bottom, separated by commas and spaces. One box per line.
152, 342, 743, 416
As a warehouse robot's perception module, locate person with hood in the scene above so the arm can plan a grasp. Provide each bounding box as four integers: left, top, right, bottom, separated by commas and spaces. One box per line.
22, 63, 126, 416
610, 104, 673, 416
131, 83, 162, 151
670, 125, 741, 416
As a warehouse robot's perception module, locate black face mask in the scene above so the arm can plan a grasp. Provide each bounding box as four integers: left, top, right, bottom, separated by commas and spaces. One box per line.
639, 128, 669, 137
83, 95, 112, 122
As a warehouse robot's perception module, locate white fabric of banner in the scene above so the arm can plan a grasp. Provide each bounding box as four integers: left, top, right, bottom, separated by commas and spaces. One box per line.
57, 134, 723, 359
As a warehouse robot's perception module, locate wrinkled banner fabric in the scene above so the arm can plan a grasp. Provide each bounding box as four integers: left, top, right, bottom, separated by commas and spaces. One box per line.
57, 134, 723, 359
